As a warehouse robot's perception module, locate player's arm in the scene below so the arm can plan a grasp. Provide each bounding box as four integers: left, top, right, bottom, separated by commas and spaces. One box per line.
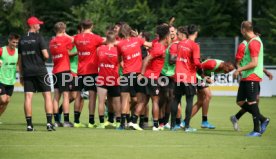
234, 40, 260, 78
41, 49, 49, 61
263, 68, 273, 80
18, 54, 24, 85
143, 41, 152, 48
169, 43, 178, 65
140, 54, 153, 76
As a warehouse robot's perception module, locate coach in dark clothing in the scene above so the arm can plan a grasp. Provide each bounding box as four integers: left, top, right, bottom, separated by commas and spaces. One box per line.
18, 16, 55, 131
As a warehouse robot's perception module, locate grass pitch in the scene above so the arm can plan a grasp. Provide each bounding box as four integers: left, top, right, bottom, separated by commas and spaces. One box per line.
0, 93, 275, 159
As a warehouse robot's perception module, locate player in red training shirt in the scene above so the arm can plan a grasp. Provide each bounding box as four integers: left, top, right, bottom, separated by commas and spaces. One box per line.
96, 30, 121, 128
189, 59, 234, 129
74, 19, 105, 128
171, 24, 201, 132
136, 24, 170, 131
116, 23, 152, 130
49, 22, 74, 127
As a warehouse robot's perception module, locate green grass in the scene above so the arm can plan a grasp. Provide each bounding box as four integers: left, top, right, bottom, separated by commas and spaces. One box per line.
0, 93, 276, 159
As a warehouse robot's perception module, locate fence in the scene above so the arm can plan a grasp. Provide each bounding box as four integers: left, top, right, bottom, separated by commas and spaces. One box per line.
0, 36, 275, 65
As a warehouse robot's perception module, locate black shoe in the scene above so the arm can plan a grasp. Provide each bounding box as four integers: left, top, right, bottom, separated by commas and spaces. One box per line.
47, 123, 56, 131
27, 125, 35, 131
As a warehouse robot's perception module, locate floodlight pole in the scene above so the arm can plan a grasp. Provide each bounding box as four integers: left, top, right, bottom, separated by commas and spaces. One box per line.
248, 0, 252, 22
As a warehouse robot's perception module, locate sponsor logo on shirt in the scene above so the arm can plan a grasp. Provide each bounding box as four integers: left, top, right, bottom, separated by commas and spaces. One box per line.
100, 63, 115, 68
125, 52, 141, 60
79, 52, 91, 56
179, 57, 188, 63
52, 54, 63, 59
121, 42, 138, 51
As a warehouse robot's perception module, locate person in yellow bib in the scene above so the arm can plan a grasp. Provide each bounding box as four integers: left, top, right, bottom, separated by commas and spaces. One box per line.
0, 33, 20, 120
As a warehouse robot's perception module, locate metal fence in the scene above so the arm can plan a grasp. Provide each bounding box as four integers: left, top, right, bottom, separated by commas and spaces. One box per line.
1, 36, 275, 65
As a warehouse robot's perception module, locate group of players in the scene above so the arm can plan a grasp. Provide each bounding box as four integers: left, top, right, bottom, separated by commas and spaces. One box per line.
0, 16, 271, 136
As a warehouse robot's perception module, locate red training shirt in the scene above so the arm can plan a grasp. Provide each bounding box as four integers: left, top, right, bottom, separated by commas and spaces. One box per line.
74, 33, 104, 75
49, 35, 73, 74
144, 42, 166, 79
97, 45, 120, 86
174, 39, 201, 83
117, 37, 145, 74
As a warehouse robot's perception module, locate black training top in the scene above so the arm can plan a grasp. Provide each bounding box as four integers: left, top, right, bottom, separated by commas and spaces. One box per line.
18, 32, 48, 77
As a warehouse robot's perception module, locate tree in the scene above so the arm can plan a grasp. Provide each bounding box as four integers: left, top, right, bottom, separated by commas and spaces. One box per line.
0, 0, 26, 36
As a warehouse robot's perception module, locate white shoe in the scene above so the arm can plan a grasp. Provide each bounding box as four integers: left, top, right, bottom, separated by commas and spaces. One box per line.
164, 123, 171, 129
152, 126, 160, 131
230, 115, 240, 131
130, 123, 143, 131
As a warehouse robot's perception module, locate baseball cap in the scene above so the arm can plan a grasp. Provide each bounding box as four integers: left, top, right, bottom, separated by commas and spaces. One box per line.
27, 16, 44, 26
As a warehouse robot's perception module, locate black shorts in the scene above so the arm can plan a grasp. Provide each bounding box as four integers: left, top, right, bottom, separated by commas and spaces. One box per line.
0, 83, 14, 96
237, 81, 260, 103
120, 73, 145, 94
98, 85, 120, 97
77, 74, 97, 92
174, 82, 196, 96
197, 78, 209, 90
53, 71, 72, 92
159, 76, 175, 98
144, 78, 161, 96
23, 74, 51, 92
69, 76, 79, 92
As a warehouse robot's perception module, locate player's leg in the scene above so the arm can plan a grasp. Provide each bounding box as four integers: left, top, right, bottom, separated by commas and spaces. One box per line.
183, 83, 196, 132
0, 95, 10, 117
176, 104, 181, 128
88, 90, 97, 128
53, 89, 62, 126
131, 92, 148, 130
201, 87, 215, 129
170, 83, 182, 130
62, 90, 73, 127
151, 95, 160, 130
97, 86, 108, 128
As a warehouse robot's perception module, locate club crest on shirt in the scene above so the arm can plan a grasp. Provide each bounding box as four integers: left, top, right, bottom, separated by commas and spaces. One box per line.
155, 89, 159, 95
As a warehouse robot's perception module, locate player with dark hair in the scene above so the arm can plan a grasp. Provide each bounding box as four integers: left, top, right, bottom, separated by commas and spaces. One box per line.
137, 24, 170, 131
170, 24, 201, 132
74, 19, 105, 128
18, 16, 55, 131
187, 59, 235, 129
96, 30, 121, 128
0, 33, 20, 120
159, 26, 189, 130
233, 21, 269, 137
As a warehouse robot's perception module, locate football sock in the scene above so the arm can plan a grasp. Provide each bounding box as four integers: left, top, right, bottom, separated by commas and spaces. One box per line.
89, 115, 95, 124
132, 114, 138, 124
184, 95, 194, 128
235, 109, 246, 120
153, 120, 159, 128
116, 117, 121, 123
46, 113, 52, 124
107, 112, 114, 123
126, 114, 131, 123
54, 113, 59, 122
202, 116, 208, 122
251, 103, 261, 132
164, 113, 170, 124
64, 113, 69, 122
120, 114, 126, 127
99, 115, 104, 123
74, 111, 80, 123
26, 116, 32, 126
